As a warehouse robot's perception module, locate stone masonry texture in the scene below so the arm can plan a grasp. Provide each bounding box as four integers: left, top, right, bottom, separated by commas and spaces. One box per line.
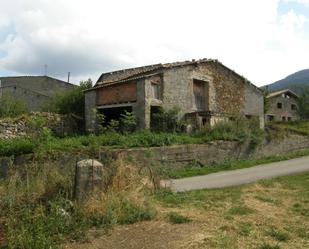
85, 59, 264, 130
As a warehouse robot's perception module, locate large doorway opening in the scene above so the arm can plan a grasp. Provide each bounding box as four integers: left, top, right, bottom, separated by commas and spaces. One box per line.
98, 106, 133, 126
150, 106, 161, 130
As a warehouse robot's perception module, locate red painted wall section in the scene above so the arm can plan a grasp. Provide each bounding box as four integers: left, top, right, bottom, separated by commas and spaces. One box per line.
97, 81, 137, 106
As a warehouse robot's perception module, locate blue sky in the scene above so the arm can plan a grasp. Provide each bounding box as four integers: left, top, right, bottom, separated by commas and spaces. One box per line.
0, 0, 309, 85
278, 0, 309, 16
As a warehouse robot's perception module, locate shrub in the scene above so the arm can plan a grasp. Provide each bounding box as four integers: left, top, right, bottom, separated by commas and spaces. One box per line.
0, 137, 35, 156
43, 78, 92, 117
198, 115, 264, 149
151, 107, 181, 132
0, 94, 29, 118
119, 111, 137, 133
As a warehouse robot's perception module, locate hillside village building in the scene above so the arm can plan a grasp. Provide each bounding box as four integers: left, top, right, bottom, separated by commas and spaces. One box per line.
0, 76, 76, 111
265, 89, 299, 122
85, 59, 264, 131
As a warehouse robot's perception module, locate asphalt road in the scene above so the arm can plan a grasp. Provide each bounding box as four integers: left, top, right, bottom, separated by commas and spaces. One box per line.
167, 155, 309, 192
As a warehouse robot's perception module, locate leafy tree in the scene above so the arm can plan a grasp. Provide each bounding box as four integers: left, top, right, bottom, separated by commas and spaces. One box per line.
43, 78, 93, 117
263, 88, 270, 114
298, 86, 309, 119
0, 94, 29, 118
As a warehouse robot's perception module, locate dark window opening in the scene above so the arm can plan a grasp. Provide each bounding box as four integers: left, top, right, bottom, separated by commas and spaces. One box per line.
277, 103, 282, 109
291, 104, 297, 110
287, 117, 292, 121
282, 116, 286, 121
202, 117, 208, 126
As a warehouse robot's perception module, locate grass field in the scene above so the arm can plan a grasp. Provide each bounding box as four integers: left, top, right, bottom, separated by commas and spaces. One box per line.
153, 172, 309, 249
66, 172, 309, 249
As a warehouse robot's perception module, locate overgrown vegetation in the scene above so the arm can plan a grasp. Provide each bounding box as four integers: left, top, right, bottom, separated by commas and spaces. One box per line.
0, 114, 269, 158
271, 120, 309, 136
0, 94, 29, 118
43, 78, 92, 117
151, 107, 181, 132
0, 158, 155, 249
167, 212, 192, 224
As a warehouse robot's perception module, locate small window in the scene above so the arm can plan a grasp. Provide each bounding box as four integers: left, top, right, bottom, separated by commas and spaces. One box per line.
287, 117, 292, 121
277, 103, 282, 109
151, 83, 161, 100
291, 104, 297, 110
282, 116, 286, 121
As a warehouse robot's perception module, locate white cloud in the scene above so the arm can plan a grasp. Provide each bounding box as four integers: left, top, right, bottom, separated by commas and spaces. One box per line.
0, 0, 308, 85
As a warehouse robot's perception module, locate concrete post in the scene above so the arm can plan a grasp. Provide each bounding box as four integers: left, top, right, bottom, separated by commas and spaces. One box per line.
75, 159, 105, 202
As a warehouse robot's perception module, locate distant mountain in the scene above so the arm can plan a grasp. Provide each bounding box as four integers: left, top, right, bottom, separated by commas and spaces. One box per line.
264, 69, 309, 94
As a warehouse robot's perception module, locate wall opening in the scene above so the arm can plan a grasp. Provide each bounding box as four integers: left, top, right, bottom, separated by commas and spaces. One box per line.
150, 106, 161, 130
98, 106, 133, 125
277, 102, 282, 109
151, 83, 161, 100
193, 79, 208, 111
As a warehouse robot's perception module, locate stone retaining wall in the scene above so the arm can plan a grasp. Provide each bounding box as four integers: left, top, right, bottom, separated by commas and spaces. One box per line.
101, 134, 309, 168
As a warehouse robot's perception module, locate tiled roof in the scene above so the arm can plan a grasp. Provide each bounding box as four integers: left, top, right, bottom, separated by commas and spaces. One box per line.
95, 59, 220, 86
94, 58, 262, 93
267, 89, 299, 99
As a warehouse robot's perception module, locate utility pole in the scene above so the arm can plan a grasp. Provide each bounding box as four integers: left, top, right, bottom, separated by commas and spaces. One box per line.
44, 64, 48, 76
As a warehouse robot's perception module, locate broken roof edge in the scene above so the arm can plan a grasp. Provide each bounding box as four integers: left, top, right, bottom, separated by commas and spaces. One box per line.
84, 72, 161, 92
93, 58, 262, 94
266, 88, 299, 99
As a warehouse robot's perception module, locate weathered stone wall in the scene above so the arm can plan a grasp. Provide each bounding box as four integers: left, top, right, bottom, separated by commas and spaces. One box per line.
0, 112, 79, 139
101, 134, 309, 168
141, 62, 264, 128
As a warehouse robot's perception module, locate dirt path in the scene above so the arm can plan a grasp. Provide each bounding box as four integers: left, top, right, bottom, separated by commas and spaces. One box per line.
65, 221, 202, 249
166, 155, 309, 192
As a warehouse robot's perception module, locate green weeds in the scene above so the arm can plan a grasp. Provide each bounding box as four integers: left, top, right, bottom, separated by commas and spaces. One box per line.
166, 212, 192, 224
